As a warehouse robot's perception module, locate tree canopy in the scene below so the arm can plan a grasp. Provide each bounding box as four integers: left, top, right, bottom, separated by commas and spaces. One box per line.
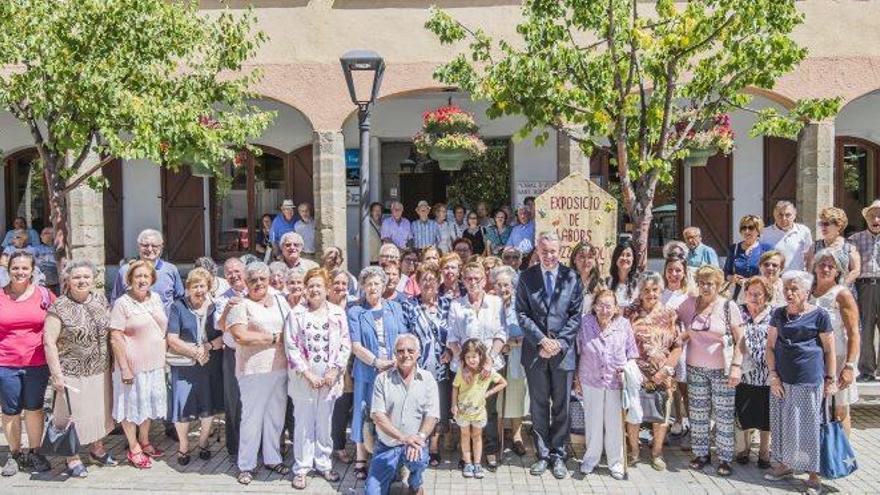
426, 0, 839, 263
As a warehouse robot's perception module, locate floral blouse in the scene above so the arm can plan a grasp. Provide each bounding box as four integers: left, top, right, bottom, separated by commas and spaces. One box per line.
739, 304, 772, 386
48, 293, 110, 377
624, 302, 683, 391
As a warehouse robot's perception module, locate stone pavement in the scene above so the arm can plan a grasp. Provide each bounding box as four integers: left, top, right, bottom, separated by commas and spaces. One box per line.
2, 406, 880, 494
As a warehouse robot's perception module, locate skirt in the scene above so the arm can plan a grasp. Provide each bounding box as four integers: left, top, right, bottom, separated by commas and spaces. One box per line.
168, 361, 223, 423
52, 372, 115, 445
769, 382, 822, 473
112, 367, 167, 424
502, 378, 529, 419
834, 357, 859, 406
735, 383, 770, 431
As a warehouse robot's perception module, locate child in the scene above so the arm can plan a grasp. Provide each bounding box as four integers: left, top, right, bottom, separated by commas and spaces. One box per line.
451, 338, 507, 479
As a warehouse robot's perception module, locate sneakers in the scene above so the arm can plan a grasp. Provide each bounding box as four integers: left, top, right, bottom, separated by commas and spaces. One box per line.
473, 464, 485, 479
651, 456, 667, 471
610, 470, 626, 481
29, 452, 51, 473
1, 453, 21, 477
462, 463, 475, 478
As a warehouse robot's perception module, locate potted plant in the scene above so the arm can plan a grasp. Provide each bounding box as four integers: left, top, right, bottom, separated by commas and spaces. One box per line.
671, 113, 735, 167
414, 105, 486, 171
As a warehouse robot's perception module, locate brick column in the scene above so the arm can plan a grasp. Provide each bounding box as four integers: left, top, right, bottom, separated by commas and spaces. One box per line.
796, 121, 835, 237
556, 128, 589, 180
67, 154, 107, 286
312, 130, 347, 256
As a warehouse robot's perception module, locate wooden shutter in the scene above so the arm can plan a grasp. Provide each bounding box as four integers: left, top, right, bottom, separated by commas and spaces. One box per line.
161, 167, 205, 263
290, 145, 314, 207
763, 136, 798, 223
689, 153, 733, 251
102, 159, 124, 264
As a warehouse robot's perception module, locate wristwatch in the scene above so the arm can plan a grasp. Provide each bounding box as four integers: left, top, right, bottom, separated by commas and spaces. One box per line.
417, 431, 428, 440
844, 362, 857, 370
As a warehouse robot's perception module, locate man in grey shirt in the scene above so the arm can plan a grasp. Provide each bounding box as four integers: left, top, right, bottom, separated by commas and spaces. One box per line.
365, 334, 439, 495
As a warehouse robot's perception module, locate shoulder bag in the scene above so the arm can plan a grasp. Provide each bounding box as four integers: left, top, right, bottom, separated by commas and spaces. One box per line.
820, 396, 858, 479
40, 389, 81, 457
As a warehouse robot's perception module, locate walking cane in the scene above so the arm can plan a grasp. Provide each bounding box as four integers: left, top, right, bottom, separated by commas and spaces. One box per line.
499, 380, 507, 457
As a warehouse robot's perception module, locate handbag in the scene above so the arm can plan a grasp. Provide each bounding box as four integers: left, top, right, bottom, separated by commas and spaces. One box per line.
638, 387, 669, 424
820, 396, 858, 479
40, 389, 81, 457
569, 393, 585, 435
166, 309, 206, 367
722, 300, 735, 376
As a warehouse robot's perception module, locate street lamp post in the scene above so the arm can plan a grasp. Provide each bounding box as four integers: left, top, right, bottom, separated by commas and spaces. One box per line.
340, 50, 385, 270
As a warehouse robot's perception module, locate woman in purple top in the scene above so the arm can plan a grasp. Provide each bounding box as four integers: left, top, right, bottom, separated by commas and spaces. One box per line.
575, 289, 638, 480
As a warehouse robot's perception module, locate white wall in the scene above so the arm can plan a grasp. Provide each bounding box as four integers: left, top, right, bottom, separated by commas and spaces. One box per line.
836, 92, 880, 143
121, 160, 162, 257
247, 99, 314, 152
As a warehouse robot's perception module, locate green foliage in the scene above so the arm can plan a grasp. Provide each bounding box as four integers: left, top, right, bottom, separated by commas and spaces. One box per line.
425, 0, 840, 258
0, 0, 273, 192
446, 141, 510, 211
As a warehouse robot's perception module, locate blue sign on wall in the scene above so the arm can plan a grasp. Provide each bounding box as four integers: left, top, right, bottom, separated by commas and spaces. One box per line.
345, 149, 360, 186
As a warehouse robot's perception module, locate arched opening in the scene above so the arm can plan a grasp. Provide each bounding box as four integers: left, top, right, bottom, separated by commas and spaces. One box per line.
834, 89, 880, 235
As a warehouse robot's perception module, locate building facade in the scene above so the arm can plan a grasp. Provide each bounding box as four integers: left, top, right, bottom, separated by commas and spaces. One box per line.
1, 0, 879, 273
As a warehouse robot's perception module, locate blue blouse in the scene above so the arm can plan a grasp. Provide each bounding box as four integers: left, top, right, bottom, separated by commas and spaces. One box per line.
724, 241, 774, 279
167, 298, 219, 344
770, 306, 832, 385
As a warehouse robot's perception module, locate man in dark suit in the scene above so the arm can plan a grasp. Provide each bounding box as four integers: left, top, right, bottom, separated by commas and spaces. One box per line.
515, 231, 583, 479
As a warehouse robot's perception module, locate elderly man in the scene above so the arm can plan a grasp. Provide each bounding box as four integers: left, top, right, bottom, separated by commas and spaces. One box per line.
269, 200, 299, 255
294, 202, 316, 256
32, 227, 58, 292
410, 201, 440, 249
214, 257, 247, 455
762, 200, 812, 272
381, 201, 412, 249
110, 228, 184, 310
515, 232, 583, 479
850, 199, 880, 382
683, 226, 719, 269
365, 333, 439, 495
506, 206, 536, 259
1, 216, 39, 248
279, 232, 318, 272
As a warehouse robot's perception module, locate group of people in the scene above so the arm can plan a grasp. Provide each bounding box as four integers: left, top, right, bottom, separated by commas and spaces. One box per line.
0, 196, 870, 495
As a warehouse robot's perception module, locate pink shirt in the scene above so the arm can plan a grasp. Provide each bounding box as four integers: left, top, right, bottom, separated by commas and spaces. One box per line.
677, 296, 742, 369
0, 287, 55, 367
228, 296, 289, 377
108, 293, 167, 374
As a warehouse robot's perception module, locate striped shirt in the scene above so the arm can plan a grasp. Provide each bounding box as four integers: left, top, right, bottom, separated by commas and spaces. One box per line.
849, 229, 880, 278
410, 219, 440, 249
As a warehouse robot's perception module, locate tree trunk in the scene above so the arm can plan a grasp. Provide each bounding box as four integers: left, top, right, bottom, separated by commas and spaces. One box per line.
43, 159, 70, 270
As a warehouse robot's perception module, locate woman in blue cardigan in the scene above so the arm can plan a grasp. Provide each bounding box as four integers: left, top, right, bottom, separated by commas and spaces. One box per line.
347, 265, 408, 480
724, 215, 774, 301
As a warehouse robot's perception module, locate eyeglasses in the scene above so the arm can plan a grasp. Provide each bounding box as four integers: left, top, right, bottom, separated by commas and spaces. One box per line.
139, 243, 162, 250
283, 242, 303, 248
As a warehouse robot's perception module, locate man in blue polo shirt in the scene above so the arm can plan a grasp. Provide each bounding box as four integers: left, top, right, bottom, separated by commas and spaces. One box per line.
268, 199, 299, 256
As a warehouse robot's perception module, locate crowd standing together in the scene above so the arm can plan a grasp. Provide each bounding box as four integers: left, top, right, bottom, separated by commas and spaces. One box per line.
0, 197, 869, 495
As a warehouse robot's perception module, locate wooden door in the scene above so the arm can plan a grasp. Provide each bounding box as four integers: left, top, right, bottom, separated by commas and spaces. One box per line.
400, 171, 449, 220
289, 145, 314, 207
102, 159, 124, 264
161, 167, 205, 263
689, 153, 733, 251
835, 136, 880, 235
763, 136, 798, 224
4, 149, 48, 233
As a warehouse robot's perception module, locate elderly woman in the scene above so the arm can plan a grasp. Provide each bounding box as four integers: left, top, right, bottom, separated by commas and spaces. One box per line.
571, 241, 603, 313
463, 211, 487, 256
286, 267, 306, 307
348, 266, 407, 480
448, 261, 506, 469
402, 263, 452, 467
227, 262, 291, 485
677, 265, 745, 476
758, 250, 786, 306
167, 268, 224, 466
725, 215, 774, 301
490, 265, 529, 456
811, 249, 860, 435
285, 268, 351, 489
381, 260, 409, 306
439, 252, 464, 298
577, 289, 638, 480
322, 246, 359, 297
485, 209, 513, 256
43, 260, 116, 477
624, 273, 683, 471
0, 251, 54, 476
269, 261, 289, 293
194, 256, 229, 297
609, 241, 639, 308
806, 207, 860, 285
734, 277, 774, 468
764, 271, 836, 495
327, 267, 356, 464
109, 260, 168, 469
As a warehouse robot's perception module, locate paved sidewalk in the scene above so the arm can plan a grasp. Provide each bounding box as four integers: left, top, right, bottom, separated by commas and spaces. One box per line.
2, 406, 879, 494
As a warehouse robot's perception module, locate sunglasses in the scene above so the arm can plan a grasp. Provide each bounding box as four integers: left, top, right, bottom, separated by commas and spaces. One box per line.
818, 221, 836, 228
740, 225, 757, 231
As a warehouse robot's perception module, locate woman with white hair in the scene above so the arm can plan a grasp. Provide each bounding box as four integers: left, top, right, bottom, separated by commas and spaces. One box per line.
810, 249, 860, 435
227, 262, 291, 485
269, 261, 289, 293
764, 270, 836, 495
347, 265, 407, 480
286, 267, 306, 307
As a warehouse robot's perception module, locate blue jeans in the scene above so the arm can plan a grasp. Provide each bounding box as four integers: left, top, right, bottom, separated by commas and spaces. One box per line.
365, 441, 429, 495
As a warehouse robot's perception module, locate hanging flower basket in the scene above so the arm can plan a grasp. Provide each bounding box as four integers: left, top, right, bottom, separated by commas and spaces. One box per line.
684, 147, 717, 167
414, 105, 485, 171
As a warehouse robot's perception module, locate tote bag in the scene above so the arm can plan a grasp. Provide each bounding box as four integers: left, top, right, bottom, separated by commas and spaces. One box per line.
820, 397, 858, 480
40, 390, 81, 457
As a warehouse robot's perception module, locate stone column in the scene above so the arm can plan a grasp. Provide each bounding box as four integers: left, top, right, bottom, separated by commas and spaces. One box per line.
556, 128, 589, 180
313, 130, 347, 256
67, 154, 107, 286
796, 121, 835, 237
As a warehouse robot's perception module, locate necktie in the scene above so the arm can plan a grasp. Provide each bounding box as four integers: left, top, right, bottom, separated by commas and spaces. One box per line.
544, 270, 554, 303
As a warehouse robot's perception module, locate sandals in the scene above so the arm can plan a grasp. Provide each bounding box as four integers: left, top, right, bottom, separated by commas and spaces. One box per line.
689, 455, 711, 471
127, 450, 152, 469
66, 462, 88, 478
198, 446, 211, 461
428, 452, 441, 467
321, 470, 341, 482
735, 451, 750, 465
177, 451, 191, 466
485, 455, 498, 472
89, 451, 119, 467
265, 463, 291, 475
716, 461, 733, 477
353, 460, 368, 480
140, 444, 164, 458
333, 449, 353, 464
292, 473, 308, 490
237, 470, 254, 485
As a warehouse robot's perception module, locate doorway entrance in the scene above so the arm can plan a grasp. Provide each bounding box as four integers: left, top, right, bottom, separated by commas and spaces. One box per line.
4, 149, 47, 235
836, 136, 880, 236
